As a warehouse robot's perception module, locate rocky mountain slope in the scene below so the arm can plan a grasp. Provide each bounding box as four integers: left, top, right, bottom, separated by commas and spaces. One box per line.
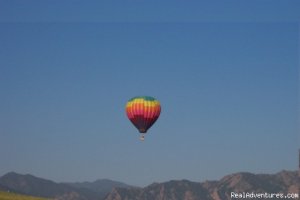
104, 171, 299, 200
0, 171, 298, 200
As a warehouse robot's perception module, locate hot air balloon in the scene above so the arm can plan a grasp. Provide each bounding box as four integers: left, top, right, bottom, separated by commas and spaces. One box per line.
126, 96, 161, 141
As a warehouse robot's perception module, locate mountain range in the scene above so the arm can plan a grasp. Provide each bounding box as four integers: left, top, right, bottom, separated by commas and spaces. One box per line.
0, 172, 131, 200
0, 171, 298, 200
104, 171, 299, 200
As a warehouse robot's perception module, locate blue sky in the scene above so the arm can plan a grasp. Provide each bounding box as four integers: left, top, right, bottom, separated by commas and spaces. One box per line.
0, 1, 299, 186
1, 0, 300, 22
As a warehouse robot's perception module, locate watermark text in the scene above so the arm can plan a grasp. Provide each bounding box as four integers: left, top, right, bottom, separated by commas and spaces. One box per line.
231, 192, 299, 199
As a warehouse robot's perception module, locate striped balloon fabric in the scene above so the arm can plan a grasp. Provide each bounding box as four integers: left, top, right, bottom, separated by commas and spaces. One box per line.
126, 96, 161, 134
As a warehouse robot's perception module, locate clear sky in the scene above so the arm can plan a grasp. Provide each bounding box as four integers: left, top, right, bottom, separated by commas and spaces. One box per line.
0, 1, 299, 186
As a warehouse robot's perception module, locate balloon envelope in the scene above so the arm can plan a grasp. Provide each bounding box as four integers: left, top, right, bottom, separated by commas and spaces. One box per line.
126, 96, 161, 133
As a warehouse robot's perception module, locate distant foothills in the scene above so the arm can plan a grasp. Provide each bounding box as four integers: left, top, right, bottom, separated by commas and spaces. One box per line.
0, 170, 298, 200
